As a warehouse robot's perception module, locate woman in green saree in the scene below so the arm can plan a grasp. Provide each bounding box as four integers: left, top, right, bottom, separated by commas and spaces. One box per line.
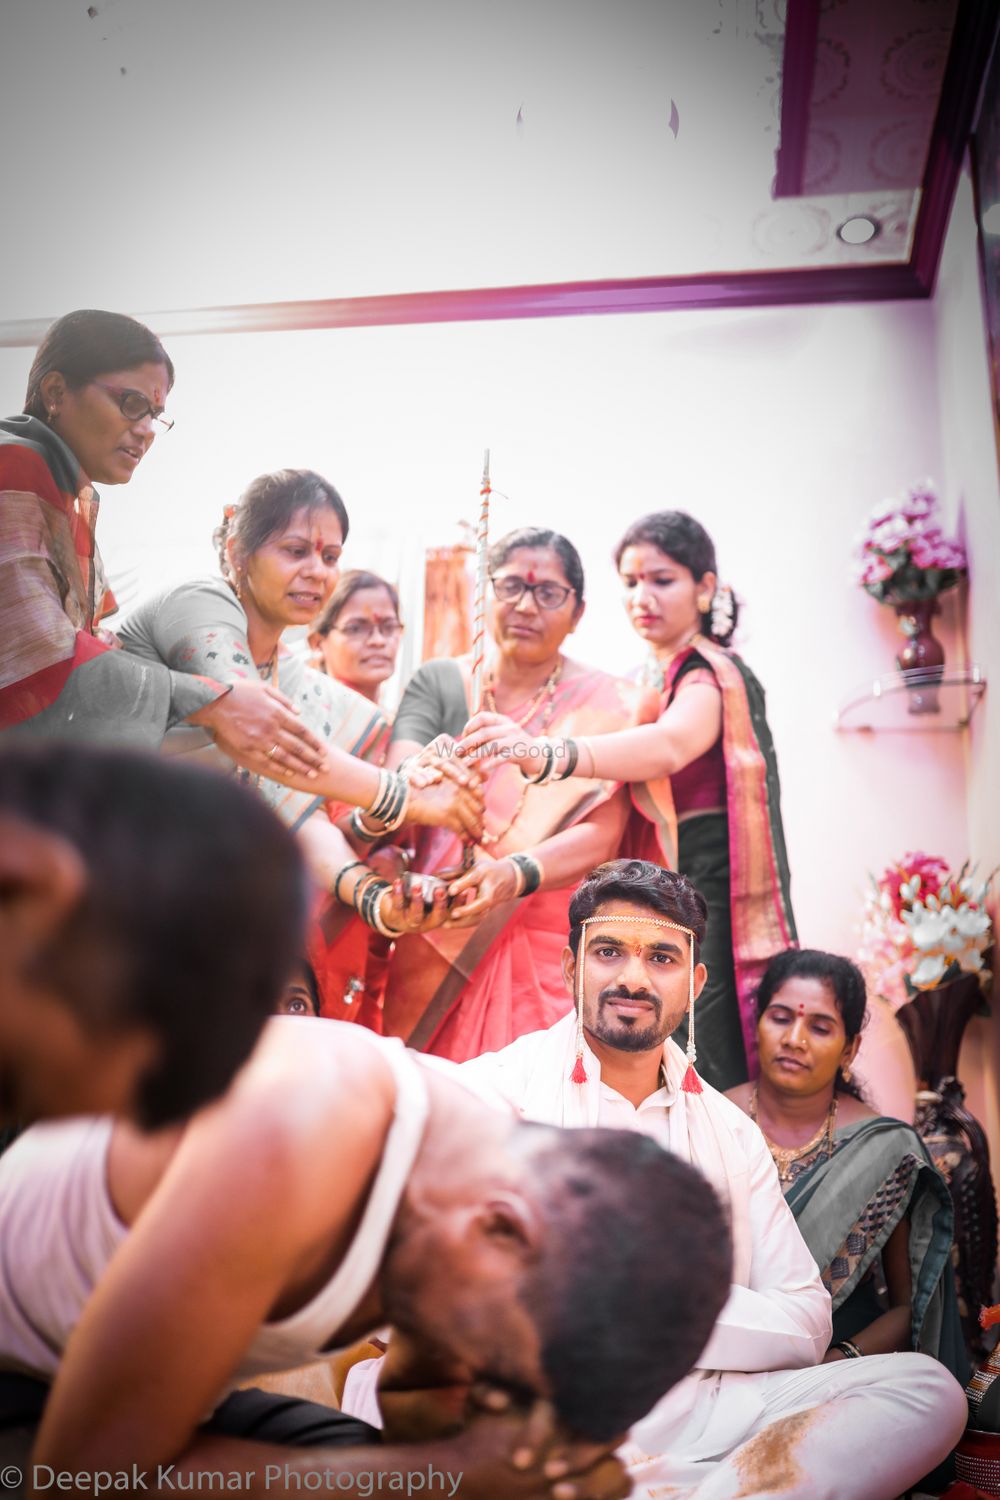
727, 948, 968, 1384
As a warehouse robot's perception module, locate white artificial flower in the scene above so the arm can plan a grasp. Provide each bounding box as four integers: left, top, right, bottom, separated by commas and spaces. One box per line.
911, 953, 948, 989
907, 911, 950, 949
954, 906, 991, 939
956, 948, 985, 974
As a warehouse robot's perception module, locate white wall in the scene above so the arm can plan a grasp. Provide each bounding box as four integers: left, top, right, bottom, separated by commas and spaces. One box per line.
3, 267, 991, 1111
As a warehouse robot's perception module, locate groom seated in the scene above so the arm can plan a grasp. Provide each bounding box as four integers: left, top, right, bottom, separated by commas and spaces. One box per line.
345, 858, 968, 1499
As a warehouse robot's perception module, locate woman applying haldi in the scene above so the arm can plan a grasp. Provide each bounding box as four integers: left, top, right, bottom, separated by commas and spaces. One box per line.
116, 470, 482, 955
459, 510, 796, 1089
378, 526, 659, 1061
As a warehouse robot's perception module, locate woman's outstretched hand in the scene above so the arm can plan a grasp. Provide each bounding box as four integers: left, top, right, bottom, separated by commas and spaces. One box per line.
444, 856, 520, 926
456, 712, 542, 774
407, 773, 485, 841
192, 680, 327, 780
380, 871, 453, 934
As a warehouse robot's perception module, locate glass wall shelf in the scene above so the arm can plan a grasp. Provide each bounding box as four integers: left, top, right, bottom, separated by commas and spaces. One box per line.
835, 666, 986, 732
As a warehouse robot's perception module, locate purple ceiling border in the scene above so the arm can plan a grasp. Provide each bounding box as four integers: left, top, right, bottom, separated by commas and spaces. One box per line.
0, 1, 995, 348
910, 0, 1000, 294
772, 0, 821, 199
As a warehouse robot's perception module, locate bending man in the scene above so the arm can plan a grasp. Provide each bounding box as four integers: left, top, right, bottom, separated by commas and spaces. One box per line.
0, 1013, 731, 1499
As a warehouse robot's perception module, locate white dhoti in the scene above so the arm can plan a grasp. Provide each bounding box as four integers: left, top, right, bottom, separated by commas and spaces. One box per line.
623, 1351, 966, 1498
343, 1349, 966, 1499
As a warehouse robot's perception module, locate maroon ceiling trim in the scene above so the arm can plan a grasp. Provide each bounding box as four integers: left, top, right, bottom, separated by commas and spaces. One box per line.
0, 1, 995, 349
772, 0, 821, 199
0, 265, 930, 348
910, 0, 1000, 294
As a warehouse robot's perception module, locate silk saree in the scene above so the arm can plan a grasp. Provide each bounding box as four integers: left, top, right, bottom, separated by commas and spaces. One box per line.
381, 656, 660, 1061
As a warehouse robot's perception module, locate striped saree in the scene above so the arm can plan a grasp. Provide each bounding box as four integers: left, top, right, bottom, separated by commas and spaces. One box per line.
629, 640, 796, 1083
0, 416, 218, 740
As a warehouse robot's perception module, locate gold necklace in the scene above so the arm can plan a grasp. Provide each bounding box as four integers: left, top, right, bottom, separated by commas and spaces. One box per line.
480, 659, 563, 848
749, 1085, 838, 1185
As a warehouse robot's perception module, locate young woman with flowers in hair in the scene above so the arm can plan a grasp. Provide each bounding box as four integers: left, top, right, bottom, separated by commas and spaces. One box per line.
459, 510, 796, 1090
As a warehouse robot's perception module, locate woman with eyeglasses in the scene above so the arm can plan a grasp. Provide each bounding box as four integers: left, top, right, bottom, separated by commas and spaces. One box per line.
377, 525, 659, 1061
0, 309, 325, 779
115, 469, 482, 990
458, 510, 797, 1091
306, 571, 404, 1025
309, 571, 404, 706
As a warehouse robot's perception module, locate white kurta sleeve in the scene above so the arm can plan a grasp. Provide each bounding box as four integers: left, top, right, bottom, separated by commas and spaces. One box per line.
696, 1123, 832, 1373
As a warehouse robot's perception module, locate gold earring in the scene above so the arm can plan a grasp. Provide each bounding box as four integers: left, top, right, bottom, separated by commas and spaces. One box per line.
840, 1062, 853, 1084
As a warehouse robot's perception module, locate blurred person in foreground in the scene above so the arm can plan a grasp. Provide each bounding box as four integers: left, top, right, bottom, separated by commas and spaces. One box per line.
0, 741, 306, 1129
0, 1016, 730, 1500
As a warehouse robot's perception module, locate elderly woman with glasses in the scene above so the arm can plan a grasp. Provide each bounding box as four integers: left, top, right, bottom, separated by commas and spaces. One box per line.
0, 309, 325, 777
376, 525, 659, 1062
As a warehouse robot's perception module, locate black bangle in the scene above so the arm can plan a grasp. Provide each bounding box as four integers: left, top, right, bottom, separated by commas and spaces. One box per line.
832, 1339, 863, 1359
509, 852, 542, 896
334, 860, 367, 905
352, 872, 377, 915
554, 738, 579, 781
350, 808, 382, 843
359, 876, 391, 932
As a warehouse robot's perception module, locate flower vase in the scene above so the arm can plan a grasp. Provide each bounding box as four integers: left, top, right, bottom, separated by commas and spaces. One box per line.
893, 598, 945, 714
896, 972, 998, 1360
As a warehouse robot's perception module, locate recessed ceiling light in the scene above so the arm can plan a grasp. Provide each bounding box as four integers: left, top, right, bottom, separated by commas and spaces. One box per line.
836, 216, 880, 245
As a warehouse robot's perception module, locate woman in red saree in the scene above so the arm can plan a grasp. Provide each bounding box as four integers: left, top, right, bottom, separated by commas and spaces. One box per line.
306, 571, 405, 1026
381, 527, 659, 1061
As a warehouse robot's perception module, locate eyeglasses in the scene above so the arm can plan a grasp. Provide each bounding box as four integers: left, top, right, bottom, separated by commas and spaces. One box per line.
490, 575, 575, 610
92, 382, 174, 432
331, 618, 404, 643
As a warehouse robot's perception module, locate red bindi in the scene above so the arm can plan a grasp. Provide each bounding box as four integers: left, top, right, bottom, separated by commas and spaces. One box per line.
797, 1003, 806, 1017
525, 569, 536, 583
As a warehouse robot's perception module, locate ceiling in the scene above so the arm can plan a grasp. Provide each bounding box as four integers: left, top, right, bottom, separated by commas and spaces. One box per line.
1, 0, 995, 341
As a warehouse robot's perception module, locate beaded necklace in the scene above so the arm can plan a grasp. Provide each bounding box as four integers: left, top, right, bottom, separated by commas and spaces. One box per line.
480, 659, 562, 848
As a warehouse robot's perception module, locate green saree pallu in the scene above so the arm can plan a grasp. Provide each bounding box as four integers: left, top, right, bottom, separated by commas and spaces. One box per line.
785, 1115, 970, 1385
